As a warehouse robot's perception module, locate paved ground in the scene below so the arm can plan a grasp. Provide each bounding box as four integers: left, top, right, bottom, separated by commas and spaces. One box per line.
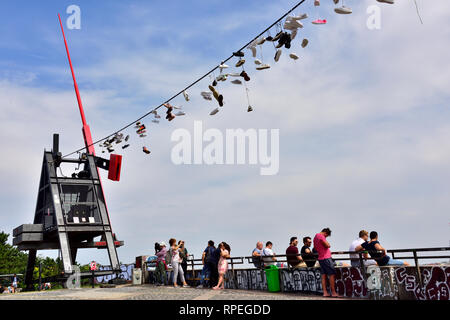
0, 284, 351, 300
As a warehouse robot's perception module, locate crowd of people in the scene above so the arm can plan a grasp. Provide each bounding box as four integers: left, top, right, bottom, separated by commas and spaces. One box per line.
153, 238, 231, 290
151, 229, 409, 296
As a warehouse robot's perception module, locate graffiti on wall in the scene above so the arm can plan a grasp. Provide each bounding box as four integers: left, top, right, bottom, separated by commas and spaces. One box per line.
223, 269, 266, 290
95, 264, 134, 283
395, 266, 450, 300
146, 265, 450, 300
335, 267, 368, 298
365, 266, 398, 300
280, 268, 322, 293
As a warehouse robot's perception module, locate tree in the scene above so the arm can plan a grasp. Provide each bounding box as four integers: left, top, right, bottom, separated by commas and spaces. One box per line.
0, 231, 28, 276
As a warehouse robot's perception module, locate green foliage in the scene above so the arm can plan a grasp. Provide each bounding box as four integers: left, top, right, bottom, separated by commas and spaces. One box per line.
33, 256, 63, 280
0, 231, 28, 277
0, 231, 99, 290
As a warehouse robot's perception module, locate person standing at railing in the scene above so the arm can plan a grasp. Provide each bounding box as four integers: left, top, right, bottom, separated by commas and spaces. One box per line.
213, 242, 231, 290
252, 242, 265, 269
178, 240, 189, 275
356, 231, 409, 267
155, 241, 168, 286
314, 228, 340, 298
286, 237, 306, 268
349, 230, 377, 268
169, 238, 190, 288
11, 274, 18, 293
262, 241, 277, 267
208, 244, 221, 288
197, 240, 215, 288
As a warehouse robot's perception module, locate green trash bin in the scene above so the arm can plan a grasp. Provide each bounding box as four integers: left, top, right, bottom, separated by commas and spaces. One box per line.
265, 265, 280, 292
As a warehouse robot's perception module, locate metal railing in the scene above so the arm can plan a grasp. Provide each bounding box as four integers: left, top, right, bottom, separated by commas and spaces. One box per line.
175, 247, 450, 288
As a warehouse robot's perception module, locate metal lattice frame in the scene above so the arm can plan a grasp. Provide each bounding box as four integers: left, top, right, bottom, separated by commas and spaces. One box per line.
18, 149, 121, 289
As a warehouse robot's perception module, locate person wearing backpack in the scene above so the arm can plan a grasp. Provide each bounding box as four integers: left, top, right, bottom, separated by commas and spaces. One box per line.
169, 238, 190, 288
197, 240, 215, 288
155, 242, 168, 286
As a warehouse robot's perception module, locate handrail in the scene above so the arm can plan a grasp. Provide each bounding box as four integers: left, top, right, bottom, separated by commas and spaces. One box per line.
173, 247, 450, 272
141, 247, 450, 290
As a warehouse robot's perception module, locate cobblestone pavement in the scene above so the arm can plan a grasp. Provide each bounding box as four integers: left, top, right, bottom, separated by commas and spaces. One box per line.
0, 284, 352, 300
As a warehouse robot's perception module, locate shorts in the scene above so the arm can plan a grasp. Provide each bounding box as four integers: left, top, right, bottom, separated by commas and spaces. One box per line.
319, 258, 336, 275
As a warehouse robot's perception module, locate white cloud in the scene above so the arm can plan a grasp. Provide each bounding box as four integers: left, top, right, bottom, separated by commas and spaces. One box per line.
2, 0, 450, 265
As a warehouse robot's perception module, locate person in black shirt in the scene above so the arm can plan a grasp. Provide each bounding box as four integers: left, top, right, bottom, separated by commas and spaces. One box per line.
301, 237, 318, 267
356, 231, 409, 266
198, 240, 215, 288
208, 244, 221, 288
178, 240, 189, 275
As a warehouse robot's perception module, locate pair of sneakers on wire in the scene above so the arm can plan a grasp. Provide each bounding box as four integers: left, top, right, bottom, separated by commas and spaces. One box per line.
334, 0, 352, 14
102, 135, 117, 153
163, 103, 185, 121
201, 91, 213, 101
135, 122, 147, 137
150, 110, 161, 124
101, 140, 114, 153
121, 134, 130, 149
209, 85, 224, 107
233, 51, 245, 67
312, 0, 327, 24
283, 13, 307, 31
134, 121, 150, 154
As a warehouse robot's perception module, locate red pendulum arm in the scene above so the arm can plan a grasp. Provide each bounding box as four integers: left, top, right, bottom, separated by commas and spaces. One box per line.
58, 13, 95, 155
57, 14, 119, 236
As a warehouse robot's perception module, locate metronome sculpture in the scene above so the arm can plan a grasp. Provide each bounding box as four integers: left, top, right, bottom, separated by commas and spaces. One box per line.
12, 14, 124, 289
13, 135, 124, 289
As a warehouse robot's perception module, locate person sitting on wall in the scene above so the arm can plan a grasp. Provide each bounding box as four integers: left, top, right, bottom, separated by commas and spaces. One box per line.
356, 231, 409, 267
251, 241, 265, 269
286, 237, 306, 268
262, 241, 277, 267
301, 237, 319, 267
349, 230, 377, 268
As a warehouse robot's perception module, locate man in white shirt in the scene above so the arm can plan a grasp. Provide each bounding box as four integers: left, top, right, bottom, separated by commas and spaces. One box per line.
349, 230, 377, 267
262, 241, 277, 266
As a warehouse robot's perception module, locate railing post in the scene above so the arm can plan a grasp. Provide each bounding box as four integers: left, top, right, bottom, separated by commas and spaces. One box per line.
413, 250, 423, 288
358, 252, 367, 282
191, 256, 195, 282
231, 258, 237, 289
38, 262, 42, 291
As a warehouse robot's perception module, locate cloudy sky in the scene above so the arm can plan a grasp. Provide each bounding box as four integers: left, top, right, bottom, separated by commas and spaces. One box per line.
1, 0, 449, 266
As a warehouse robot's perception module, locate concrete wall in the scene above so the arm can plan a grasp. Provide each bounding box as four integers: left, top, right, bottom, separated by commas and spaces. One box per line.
148, 265, 450, 300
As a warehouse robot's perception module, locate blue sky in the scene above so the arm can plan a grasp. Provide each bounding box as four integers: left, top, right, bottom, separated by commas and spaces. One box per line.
1, 0, 450, 266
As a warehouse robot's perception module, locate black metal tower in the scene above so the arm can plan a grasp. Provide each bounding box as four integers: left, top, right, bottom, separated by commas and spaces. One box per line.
13, 135, 123, 289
